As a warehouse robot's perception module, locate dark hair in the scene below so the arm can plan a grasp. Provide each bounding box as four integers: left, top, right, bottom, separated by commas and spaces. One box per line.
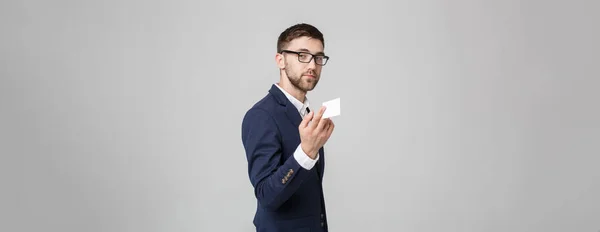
277, 23, 324, 53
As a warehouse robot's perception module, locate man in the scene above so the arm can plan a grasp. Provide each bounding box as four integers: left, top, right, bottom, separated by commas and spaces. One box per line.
241, 23, 335, 232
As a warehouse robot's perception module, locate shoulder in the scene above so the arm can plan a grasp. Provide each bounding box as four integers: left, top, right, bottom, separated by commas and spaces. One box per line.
244, 87, 289, 116
241, 93, 284, 141
242, 93, 280, 126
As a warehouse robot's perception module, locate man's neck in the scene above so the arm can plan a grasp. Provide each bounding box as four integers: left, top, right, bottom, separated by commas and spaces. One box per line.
277, 82, 306, 103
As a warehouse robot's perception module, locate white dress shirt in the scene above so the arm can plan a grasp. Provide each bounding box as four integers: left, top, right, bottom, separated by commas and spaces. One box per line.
274, 83, 319, 170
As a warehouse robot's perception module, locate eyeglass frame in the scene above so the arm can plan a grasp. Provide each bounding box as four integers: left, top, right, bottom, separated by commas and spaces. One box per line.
279, 49, 330, 66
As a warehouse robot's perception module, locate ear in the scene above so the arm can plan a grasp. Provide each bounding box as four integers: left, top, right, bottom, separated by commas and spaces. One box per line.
275, 53, 286, 69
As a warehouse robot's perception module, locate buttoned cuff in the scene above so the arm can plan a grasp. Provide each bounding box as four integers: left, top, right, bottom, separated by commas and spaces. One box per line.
293, 144, 319, 170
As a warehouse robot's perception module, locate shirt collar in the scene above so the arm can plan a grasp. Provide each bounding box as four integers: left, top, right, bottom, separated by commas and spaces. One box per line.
275, 83, 310, 117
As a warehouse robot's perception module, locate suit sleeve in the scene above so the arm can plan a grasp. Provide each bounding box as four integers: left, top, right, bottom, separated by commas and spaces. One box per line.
241, 108, 314, 211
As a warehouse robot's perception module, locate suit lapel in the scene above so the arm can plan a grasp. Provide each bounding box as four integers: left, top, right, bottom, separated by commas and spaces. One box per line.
285, 103, 303, 128
317, 147, 324, 180
269, 84, 303, 127
269, 84, 324, 180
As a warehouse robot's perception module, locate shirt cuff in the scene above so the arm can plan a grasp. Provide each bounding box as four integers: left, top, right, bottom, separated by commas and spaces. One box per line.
293, 144, 319, 170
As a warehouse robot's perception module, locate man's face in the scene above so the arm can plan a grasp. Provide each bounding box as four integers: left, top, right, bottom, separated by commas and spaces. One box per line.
278, 36, 325, 92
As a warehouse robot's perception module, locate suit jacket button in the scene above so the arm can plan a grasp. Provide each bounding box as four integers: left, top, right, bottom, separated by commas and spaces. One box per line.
321, 222, 324, 227
321, 214, 324, 219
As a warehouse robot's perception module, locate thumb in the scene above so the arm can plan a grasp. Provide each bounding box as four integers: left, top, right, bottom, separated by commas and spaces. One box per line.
299, 111, 313, 128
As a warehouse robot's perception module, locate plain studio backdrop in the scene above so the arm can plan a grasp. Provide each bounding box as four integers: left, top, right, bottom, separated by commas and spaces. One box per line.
1, 0, 599, 231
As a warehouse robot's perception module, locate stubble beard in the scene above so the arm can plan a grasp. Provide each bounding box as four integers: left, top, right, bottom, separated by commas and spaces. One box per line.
285, 67, 319, 93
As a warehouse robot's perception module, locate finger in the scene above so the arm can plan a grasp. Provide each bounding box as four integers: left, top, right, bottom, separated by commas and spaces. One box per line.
311, 106, 326, 129
317, 118, 330, 133
326, 120, 335, 136
299, 111, 314, 129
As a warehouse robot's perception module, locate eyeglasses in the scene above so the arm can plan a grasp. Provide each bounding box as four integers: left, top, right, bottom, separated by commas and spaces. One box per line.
280, 50, 329, 66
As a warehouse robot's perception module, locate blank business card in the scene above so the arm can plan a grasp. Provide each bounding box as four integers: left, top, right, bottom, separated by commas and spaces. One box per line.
321, 97, 340, 118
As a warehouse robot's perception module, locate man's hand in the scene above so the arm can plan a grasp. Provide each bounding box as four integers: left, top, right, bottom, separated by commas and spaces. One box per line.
299, 106, 335, 159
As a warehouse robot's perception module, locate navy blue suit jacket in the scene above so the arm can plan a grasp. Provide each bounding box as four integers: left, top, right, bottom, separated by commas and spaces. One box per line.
241, 84, 328, 232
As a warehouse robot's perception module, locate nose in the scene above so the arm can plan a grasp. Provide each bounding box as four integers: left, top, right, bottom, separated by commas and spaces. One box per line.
306, 57, 317, 68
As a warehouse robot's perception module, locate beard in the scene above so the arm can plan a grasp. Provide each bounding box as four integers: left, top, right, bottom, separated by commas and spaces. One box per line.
284, 67, 319, 92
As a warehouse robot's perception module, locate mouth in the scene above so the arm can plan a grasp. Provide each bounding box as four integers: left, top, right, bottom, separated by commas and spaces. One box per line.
303, 74, 315, 79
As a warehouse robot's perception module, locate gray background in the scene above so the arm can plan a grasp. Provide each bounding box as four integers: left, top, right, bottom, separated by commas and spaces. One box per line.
1, 0, 599, 231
